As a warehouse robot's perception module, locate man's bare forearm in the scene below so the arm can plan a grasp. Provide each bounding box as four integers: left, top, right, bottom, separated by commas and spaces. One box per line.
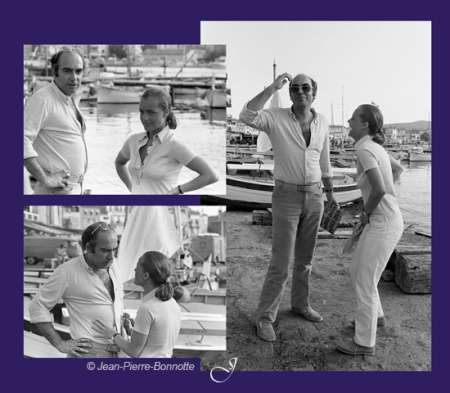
36, 322, 65, 352
24, 157, 48, 184
247, 85, 278, 111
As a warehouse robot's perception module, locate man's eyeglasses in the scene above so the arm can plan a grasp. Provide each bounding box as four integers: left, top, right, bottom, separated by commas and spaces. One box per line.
289, 85, 314, 94
88, 223, 112, 244
61, 46, 84, 56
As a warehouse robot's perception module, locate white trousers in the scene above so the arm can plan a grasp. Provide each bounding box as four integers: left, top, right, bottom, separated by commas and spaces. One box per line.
350, 214, 403, 347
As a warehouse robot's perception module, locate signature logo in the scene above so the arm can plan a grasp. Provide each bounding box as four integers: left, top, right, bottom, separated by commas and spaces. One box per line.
210, 358, 238, 383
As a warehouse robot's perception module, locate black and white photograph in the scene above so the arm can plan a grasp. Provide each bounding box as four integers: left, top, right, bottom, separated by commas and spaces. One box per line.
23, 45, 227, 195
201, 21, 431, 371
24, 205, 226, 363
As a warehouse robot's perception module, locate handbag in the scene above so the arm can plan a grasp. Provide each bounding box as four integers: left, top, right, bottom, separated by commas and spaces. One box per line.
320, 203, 343, 234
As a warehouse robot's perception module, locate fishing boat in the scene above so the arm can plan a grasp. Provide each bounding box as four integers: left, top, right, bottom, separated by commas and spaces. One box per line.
202, 161, 361, 210
409, 146, 431, 162
97, 84, 144, 104
387, 148, 409, 161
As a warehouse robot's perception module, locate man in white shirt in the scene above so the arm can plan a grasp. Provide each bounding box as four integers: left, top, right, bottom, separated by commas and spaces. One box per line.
24, 47, 88, 194
240, 73, 338, 342
29, 222, 123, 357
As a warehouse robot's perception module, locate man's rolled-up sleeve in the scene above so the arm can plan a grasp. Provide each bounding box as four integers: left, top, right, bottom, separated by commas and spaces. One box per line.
24, 98, 46, 159
29, 268, 68, 323
239, 102, 274, 135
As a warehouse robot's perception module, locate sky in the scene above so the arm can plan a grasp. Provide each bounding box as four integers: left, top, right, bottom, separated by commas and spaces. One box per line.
201, 21, 431, 125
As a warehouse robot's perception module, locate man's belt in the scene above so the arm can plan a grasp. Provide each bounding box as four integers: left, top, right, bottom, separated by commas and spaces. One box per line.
89, 342, 120, 352
275, 180, 321, 192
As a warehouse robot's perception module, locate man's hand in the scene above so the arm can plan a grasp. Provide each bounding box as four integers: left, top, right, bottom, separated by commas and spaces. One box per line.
272, 73, 292, 90
325, 191, 339, 209
57, 338, 91, 357
43, 170, 71, 190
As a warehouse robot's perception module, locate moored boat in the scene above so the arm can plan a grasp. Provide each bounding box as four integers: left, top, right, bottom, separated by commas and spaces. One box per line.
409, 147, 431, 162
202, 161, 361, 210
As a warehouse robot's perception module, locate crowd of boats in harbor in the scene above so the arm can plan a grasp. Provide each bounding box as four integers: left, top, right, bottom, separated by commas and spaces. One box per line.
201, 141, 431, 210
24, 72, 230, 110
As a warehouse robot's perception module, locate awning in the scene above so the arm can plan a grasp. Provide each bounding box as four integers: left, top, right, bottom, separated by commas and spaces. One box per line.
24, 220, 82, 237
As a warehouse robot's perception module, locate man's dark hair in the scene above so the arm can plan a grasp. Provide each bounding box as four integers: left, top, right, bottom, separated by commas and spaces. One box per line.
81, 222, 113, 251
289, 74, 318, 98
50, 47, 85, 77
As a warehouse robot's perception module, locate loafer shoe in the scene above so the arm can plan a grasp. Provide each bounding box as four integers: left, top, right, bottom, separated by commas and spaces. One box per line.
291, 307, 323, 322
336, 339, 375, 356
351, 316, 386, 328
256, 321, 276, 342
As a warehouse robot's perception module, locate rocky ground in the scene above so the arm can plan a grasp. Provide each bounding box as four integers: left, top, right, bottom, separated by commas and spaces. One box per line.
212, 204, 431, 372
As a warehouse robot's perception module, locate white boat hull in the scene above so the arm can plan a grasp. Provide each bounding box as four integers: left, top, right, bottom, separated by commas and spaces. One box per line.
202, 174, 362, 209
97, 86, 143, 104
409, 152, 431, 162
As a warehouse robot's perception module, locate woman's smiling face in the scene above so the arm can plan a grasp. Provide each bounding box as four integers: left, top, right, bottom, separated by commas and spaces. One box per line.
139, 96, 168, 133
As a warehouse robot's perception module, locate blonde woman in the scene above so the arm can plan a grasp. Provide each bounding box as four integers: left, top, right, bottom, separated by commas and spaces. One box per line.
115, 87, 218, 194
337, 104, 403, 356
92, 251, 181, 358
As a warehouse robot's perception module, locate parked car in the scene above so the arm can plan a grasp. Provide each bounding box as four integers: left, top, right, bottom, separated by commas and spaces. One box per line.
24, 236, 81, 265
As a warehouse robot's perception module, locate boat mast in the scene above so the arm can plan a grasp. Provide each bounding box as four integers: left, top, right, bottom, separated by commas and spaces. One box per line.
341, 86, 344, 134
126, 45, 131, 78
273, 59, 276, 82
331, 102, 334, 126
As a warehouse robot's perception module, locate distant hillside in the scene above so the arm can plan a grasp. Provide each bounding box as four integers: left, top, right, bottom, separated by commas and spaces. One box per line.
385, 120, 431, 131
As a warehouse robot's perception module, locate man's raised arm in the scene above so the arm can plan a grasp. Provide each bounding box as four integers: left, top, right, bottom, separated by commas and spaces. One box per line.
246, 72, 292, 111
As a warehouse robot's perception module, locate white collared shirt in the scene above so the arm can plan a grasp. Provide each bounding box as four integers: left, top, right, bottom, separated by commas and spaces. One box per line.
133, 289, 181, 358
120, 125, 197, 194
24, 81, 88, 178
355, 135, 402, 221
240, 103, 333, 184
29, 254, 123, 345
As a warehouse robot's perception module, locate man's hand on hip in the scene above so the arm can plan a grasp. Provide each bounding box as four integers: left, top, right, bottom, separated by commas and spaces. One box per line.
44, 170, 71, 190
57, 338, 92, 357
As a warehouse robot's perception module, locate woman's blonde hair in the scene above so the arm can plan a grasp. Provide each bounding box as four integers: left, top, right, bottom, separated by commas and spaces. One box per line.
141, 87, 178, 129
140, 251, 174, 301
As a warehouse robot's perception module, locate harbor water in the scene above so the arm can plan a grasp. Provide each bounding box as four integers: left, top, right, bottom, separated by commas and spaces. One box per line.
394, 161, 431, 233
80, 102, 226, 195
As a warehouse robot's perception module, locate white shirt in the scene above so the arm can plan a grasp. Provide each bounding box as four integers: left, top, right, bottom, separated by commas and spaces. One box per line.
120, 126, 197, 194
355, 135, 402, 221
24, 81, 88, 179
240, 103, 333, 184
133, 289, 181, 358
29, 254, 123, 345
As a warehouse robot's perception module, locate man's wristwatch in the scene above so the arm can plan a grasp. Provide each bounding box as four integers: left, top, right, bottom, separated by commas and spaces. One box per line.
324, 188, 333, 193
113, 332, 120, 340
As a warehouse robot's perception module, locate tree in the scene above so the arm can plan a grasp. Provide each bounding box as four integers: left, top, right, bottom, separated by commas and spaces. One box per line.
420, 132, 430, 142
108, 45, 127, 59
203, 45, 226, 61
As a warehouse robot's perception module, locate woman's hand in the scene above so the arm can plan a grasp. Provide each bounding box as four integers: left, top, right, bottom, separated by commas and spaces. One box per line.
167, 188, 180, 195
360, 210, 370, 225
91, 318, 117, 339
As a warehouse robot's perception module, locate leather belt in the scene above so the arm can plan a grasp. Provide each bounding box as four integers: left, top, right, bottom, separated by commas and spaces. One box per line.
89, 342, 120, 352
275, 180, 321, 192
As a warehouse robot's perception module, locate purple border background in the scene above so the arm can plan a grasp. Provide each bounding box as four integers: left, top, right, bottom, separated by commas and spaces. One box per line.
10, 1, 443, 390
